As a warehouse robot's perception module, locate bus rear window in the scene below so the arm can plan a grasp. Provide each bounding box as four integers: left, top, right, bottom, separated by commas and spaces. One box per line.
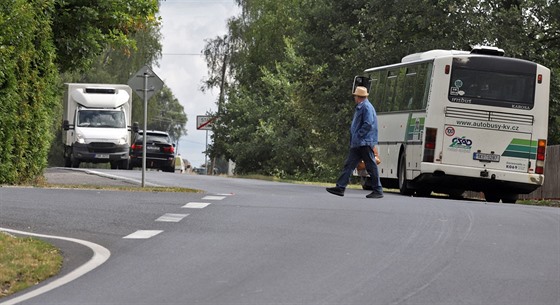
448, 58, 536, 110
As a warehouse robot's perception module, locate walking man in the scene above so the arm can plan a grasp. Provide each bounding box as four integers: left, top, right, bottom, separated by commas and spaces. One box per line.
326, 86, 383, 198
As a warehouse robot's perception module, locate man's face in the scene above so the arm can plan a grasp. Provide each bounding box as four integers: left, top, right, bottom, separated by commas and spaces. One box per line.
354, 95, 364, 103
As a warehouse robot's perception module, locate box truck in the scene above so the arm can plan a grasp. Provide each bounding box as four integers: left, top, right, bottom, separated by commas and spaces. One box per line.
62, 83, 136, 169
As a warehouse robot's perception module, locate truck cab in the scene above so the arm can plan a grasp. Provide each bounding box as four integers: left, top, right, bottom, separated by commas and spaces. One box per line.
62, 84, 134, 169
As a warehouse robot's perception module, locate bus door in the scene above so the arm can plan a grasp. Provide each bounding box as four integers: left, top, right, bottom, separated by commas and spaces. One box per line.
442, 106, 535, 174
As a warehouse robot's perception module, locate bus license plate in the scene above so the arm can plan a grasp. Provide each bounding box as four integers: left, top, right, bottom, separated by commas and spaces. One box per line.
473, 152, 500, 162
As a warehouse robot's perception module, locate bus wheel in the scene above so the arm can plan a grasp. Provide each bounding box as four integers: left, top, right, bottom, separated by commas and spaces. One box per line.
484, 192, 500, 203
398, 154, 414, 196
416, 189, 432, 197
501, 193, 518, 204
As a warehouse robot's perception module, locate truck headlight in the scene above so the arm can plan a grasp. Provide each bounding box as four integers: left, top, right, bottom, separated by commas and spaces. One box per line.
76, 132, 85, 144
118, 136, 127, 145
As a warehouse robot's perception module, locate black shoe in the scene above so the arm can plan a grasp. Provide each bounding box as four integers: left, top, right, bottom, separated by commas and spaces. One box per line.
326, 187, 345, 197
366, 192, 384, 199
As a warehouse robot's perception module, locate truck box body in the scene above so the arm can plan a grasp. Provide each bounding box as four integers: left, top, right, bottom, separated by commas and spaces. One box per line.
62, 83, 133, 169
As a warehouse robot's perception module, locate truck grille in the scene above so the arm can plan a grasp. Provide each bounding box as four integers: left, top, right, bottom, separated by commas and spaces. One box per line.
88, 142, 118, 153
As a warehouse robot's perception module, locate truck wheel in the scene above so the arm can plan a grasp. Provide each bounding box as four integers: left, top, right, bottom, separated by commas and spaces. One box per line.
71, 155, 80, 168
119, 159, 129, 170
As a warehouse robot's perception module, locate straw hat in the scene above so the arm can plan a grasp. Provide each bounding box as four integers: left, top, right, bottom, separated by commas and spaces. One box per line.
353, 86, 369, 97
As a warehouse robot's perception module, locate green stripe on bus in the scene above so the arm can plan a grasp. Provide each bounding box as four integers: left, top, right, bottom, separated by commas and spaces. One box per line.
509, 138, 536, 146
502, 151, 536, 159
505, 144, 534, 153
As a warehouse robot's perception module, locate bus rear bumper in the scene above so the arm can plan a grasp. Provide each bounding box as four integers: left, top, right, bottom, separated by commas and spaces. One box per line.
415, 163, 544, 194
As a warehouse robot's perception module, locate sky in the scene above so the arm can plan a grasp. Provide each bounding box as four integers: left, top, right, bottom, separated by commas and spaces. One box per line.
153, 0, 240, 168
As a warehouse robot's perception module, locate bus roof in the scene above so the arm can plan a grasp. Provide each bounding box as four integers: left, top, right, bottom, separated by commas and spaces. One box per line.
401, 49, 470, 63
364, 49, 468, 73
364, 47, 509, 73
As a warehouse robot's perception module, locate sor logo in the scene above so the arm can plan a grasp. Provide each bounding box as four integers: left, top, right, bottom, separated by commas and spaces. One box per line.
445, 126, 455, 136
450, 136, 473, 149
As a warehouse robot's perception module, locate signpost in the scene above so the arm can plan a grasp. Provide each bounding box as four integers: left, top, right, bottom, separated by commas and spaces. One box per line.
128, 66, 164, 187
197, 115, 216, 174
196, 115, 215, 130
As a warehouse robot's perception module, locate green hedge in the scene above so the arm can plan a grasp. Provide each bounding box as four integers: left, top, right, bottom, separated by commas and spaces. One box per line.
0, 0, 59, 184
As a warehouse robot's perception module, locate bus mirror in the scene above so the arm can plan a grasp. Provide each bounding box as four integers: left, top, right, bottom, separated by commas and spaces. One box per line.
353, 76, 371, 94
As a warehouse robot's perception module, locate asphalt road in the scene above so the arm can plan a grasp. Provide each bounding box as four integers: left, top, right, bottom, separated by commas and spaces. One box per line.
0, 168, 559, 305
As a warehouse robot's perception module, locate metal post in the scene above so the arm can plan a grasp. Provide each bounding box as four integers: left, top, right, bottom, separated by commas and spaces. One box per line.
142, 73, 148, 187
204, 130, 209, 175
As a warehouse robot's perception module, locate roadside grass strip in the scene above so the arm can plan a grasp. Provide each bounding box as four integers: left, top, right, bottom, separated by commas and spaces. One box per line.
0, 228, 110, 305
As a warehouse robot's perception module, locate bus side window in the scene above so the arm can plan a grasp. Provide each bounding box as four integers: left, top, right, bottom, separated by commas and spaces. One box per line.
385, 70, 398, 111
376, 71, 388, 112
404, 66, 417, 110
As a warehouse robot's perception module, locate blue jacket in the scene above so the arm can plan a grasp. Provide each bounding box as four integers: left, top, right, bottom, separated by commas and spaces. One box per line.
350, 99, 378, 148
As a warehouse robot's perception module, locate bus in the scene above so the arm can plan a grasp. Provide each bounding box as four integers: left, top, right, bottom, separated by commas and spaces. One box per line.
354, 46, 550, 203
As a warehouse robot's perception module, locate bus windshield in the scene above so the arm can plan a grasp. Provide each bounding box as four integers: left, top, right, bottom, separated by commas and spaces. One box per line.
448, 57, 536, 110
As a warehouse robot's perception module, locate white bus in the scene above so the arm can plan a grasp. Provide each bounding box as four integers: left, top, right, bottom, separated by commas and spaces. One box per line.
354, 46, 550, 203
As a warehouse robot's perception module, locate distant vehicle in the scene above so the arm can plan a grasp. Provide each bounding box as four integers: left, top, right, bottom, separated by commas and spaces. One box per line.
62, 83, 135, 169
353, 46, 550, 203
129, 130, 175, 172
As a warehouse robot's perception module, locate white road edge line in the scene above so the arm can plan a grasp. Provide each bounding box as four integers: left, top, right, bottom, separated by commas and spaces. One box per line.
60, 167, 162, 187
0, 228, 111, 305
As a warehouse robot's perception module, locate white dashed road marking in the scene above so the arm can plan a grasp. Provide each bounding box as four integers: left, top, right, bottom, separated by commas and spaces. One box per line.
155, 213, 189, 222
123, 230, 164, 239
202, 195, 226, 200
183, 202, 211, 209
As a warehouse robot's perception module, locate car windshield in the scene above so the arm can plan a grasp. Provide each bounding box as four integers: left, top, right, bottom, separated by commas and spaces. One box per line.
77, 110, 126, 128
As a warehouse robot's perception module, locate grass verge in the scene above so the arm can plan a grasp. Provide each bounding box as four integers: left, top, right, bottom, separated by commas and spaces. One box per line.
0, 232, 62, 298
39, 183, 202, 193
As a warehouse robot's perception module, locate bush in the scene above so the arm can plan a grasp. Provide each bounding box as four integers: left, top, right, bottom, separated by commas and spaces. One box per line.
0, 0, 60, 184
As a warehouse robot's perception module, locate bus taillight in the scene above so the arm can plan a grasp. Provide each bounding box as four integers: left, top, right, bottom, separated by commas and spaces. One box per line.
423, 128, 437, 162
536, 139, 546, 174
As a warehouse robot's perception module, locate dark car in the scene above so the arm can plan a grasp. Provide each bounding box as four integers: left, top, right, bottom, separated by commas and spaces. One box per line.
129, 130, 175, 172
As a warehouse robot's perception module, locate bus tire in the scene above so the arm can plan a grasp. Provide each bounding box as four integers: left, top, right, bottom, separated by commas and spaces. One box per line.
501, 193, 518, 204
484, 191, 500, 203
398, 153, 414, 196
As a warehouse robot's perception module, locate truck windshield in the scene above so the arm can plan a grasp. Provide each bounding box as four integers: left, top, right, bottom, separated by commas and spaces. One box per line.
77, 110, 125, 128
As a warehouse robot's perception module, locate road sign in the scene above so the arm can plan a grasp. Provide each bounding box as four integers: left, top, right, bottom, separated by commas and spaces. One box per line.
197, 115, 215, 130
128, 65, 165, 187
128, 65, 164, 100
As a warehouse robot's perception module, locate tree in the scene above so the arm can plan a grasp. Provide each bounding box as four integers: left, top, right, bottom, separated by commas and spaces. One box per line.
52, 0, 160, 73
205, 0, 560, 179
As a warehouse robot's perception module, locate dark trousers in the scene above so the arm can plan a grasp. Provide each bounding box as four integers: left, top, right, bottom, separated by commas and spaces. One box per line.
336, 146, 383, 194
